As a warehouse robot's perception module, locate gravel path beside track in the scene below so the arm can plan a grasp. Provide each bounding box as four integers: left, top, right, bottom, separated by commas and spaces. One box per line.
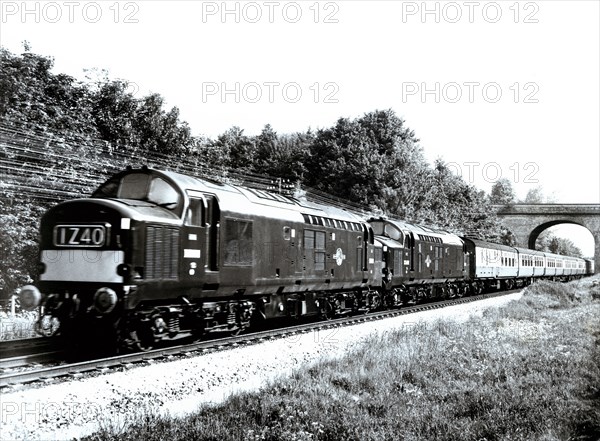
0, 292, 522, 440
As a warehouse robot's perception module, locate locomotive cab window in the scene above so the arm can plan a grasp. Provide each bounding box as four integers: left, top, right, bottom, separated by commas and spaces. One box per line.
119, 173, 152, 199
148, 177, 180, 209
94, 172, 182, 215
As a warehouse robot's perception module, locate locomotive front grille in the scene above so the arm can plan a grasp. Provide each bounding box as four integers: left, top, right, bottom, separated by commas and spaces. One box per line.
145, 226, 180, 279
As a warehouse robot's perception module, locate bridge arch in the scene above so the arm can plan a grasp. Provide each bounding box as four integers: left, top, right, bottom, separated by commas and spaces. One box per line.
494, 204, 600, 273
528, 220, 588, 249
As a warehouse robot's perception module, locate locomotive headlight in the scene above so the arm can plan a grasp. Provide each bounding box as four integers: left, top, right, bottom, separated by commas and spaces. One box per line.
93, 287, 118, 314
121, 218, 131, 230
19, 285, 42, 311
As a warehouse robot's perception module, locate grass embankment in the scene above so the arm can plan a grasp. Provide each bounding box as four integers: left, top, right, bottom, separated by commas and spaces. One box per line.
88, 278, 600, 441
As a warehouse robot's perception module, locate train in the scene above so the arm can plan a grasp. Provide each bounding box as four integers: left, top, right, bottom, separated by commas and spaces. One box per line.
18, 166, 595, 351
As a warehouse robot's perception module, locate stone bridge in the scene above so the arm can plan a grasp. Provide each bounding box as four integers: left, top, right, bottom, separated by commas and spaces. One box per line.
494, 204, 600, 273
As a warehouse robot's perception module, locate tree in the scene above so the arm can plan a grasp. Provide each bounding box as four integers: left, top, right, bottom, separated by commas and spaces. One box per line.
410, 159, 503, 240
0, 201, 44, 298
303, 109, 426, 213
536, 229, 583, 257
0, 48, 97, 137
92, 79, 138, 146
131, 94, 193, 155
209, 126, 256, 172
489, 178, 516, 205
252, 125, 308, 181
523, 186, 556, 203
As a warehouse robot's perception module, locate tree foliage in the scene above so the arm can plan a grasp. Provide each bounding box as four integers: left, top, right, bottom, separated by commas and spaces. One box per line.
304, 110, 425, 212
489, 178, 516, 205
0, 48, 97, 137
536, 229, 583, 257
523, 186, 557, 204
0, 47, 193, 153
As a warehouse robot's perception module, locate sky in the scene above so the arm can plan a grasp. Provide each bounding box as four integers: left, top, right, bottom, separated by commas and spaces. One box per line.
1, 0, 598, 255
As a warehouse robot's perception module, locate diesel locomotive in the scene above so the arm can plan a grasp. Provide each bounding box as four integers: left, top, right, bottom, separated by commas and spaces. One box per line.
18, 167, 593, 350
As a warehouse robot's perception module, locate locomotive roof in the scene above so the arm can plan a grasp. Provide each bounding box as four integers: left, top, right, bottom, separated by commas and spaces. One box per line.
154, 169, 366, 224
371, 217, 463, 246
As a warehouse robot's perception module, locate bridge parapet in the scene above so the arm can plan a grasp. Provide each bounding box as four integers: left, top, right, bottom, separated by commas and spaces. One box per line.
494, 204, 600, 215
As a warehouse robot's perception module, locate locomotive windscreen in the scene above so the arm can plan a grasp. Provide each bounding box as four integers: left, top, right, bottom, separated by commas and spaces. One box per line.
93, 172, 181, 211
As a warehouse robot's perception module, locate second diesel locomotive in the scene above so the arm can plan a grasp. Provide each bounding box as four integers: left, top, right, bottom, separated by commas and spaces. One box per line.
19, 167, 592, 350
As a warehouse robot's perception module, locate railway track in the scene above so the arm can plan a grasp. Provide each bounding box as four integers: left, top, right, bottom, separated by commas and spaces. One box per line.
1, 337, 55, 356
0, 336, 67, 370
0, 289, 518, 388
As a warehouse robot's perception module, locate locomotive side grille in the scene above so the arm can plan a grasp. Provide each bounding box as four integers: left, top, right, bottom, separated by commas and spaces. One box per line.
145, 226, 180, 279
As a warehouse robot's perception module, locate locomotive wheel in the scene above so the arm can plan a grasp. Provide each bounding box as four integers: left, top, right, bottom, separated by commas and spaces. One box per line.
456, 285, 464, 298
321, 300, 335, 320
130, 328, 155, 352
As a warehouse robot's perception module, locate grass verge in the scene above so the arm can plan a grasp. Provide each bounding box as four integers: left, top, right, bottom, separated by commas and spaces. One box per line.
86, 277, 600, 441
